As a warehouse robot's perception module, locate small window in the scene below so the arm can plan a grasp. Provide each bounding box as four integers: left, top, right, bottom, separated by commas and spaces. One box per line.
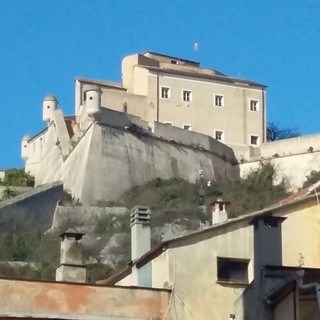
214, 130, 224, 141
250, 99, 259, 112
214, 95, 224, 107
182, 90, 192, 102
89, 96, 93, 100
47, 105, 50, 109
161, 87, 171, 99
250, 135, 259, 145
171, 60, 177, 64
217, 257, 249, 284
183, 124, 192, 131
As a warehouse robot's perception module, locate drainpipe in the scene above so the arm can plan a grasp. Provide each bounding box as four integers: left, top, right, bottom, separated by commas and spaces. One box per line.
262, 88, 266, 143
296, 270, 320, 318
156, 72, 159, 122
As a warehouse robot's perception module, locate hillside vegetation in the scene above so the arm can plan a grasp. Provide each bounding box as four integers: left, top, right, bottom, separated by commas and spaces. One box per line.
0, 162, 293, 281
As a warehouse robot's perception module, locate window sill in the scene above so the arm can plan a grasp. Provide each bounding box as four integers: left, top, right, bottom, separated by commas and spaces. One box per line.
216, 280, 248, 286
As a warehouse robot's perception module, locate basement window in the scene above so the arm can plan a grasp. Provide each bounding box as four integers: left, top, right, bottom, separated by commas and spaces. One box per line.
214, 130, 224, 141
217, 257, 249, 284
183, 124, 192, 131
250, 135, 259, 146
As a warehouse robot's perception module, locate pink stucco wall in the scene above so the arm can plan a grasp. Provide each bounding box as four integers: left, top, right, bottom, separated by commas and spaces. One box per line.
0, 278, 170, 320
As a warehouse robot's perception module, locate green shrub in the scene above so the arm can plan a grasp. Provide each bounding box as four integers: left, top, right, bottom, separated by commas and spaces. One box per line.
0, 169, 34, 187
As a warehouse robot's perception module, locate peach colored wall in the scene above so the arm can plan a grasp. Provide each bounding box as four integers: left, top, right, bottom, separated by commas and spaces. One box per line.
0, 278, 170, 320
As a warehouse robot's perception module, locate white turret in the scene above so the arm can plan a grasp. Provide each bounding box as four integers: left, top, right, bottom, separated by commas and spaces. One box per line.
21, 134, 31, 161
43, 94, 58, 125
84, 85, 102, 119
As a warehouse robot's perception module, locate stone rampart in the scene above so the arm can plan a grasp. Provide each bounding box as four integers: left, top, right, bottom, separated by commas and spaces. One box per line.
50, 204, 129, 232
154, 122, 237, 163
0, 182, 64, 232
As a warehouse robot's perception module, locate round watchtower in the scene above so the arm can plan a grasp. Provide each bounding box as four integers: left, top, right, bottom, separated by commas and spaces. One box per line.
21, 134, 31, 161
43, 94, 58, 125
84, 85, 102, 119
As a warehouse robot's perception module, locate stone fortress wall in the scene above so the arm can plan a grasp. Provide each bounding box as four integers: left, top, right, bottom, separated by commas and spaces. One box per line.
22, 90, 320, 206
32, 104, 239, 205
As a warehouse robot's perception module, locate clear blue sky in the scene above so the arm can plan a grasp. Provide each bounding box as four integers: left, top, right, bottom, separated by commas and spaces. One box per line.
1, 0, 319, 169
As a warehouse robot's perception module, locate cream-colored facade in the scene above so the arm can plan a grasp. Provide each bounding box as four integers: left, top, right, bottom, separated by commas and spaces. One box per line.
112, 187, 320, 319
75, 52, 267, 147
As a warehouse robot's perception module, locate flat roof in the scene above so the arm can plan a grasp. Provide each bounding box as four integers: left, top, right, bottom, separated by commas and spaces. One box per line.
143, 51, 199, 66
143, 65, 266, 88
76, 77, 126, 91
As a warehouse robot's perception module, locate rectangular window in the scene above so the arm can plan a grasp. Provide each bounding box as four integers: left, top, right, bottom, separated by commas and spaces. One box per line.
250, 99, 259, 112
183, 124, 192, 131
217, 257, 249, 284
214, 130, 224, 141
182, 90, 192, 102
250, 135, 259, 145
214, 95, 224, 107
161, 86, 171, 99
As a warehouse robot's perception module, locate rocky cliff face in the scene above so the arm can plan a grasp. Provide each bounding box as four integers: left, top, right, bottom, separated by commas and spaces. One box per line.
49, 203, 209, 267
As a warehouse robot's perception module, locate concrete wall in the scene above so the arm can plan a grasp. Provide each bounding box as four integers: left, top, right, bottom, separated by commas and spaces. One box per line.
35, 124, 64, 185
238, 134, 320, 189
24, 129, 49, 176
98, 107, 149, 131
260, 133, 320, 158
0, 278, 170, 320
74, 124, 238, 204
112, 53, 266, 147
239, 149, 320, 189
274, 291, 296, 320
35, 121, 238, 205
101, 89, 149, 122
50, 205, 129, 232
276, 198, 320, 268
0, 182, 64, 232
0, 186, 32, 199
154, 122, 237, 163
155, 222, 254, 320
144, 69, 265, 146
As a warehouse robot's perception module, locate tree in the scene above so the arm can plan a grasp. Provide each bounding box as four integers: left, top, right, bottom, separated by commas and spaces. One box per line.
303, 170, 320, 188
0, 169, 34, 187
267, 122, 300, 141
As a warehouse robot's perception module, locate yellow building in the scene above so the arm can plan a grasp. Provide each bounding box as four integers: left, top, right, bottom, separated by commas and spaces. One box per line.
75, 51, 267, 147
102, 184, 320, 319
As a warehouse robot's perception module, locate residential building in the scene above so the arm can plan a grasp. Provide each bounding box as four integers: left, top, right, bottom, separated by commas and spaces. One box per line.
0, 227, 170, 320
99, 183, 320, 319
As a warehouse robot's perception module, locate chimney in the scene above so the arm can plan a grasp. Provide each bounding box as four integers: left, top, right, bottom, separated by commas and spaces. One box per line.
211, 198, 229, 225
130, 206, 151, 287
250, 214, 286, 320
55, 229, 86, 283
251, 214, 286, 277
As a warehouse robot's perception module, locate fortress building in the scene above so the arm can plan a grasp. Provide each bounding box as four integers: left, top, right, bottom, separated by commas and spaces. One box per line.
75, 52, 267, 147
21, 52, 320, 204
